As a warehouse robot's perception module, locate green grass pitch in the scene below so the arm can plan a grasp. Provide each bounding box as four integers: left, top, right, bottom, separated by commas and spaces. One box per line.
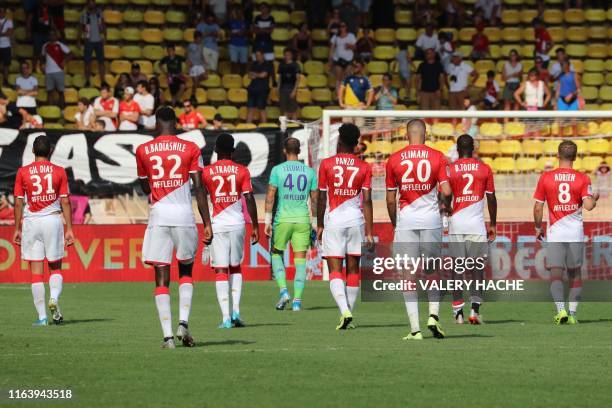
1, 281, 611, 408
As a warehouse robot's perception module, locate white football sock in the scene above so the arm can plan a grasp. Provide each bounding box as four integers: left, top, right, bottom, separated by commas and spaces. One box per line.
49, 273, 63, 301
428, 289, 440, 317
346, 286, 359, 312
154, 288, 173, 338
329, 273, 350, 315
403, 290, 420, 333
550, 280, 565, 313
569, 285, 582, 315
229, 270, 242, 314
178, 277, 193, 323
215, 276, 231, 321
31, 282, 46, 320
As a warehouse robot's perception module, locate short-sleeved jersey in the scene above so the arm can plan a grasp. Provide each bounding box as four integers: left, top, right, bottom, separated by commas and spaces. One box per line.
14, 161, 69, 218
318, 154, 372, 229
269, 160, 317, 224
448, 158, 495, 236
179, 111, 207, 130
202, 159, 253, 233
386, 144, 449, 230
135, 135, 202, 227
534, 167, 592, 242
342, 75, 372, 106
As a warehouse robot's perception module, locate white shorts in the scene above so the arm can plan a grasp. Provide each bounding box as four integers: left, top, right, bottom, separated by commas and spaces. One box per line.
21, 214, 64, 262
210, 228, 245, 268
393, 228, 442, 258
142, 225, 198, 265
448, 234, 489, 259
189, 65, 206, 77
322, 225, 364, 258
546, 242, 584, 269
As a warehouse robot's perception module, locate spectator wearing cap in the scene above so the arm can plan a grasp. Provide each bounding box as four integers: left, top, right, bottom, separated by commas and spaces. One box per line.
533, 18, 553, 69
179, 99, 207, 130
0, 7, 14, 87
15, 61, 38, 114
187, 31, 207, 100
196, 14, 220, 73
75, 97, 95, 130
118, 86, 140, 130
446, 51, 478, 111
252, 2, 275, 61
415, 48, 445, 110
129, 63, 147, 85
160, 44, 186, 106
475, 0, 501, 26
94, 84, 119, 130
42, 29, 73, 109
78, 0, 106, 86
212, 113, 224, 130
277, 48, 300, 120
414, 23, 439, 60
134, 80, 155, 130
247, 49, 274, 123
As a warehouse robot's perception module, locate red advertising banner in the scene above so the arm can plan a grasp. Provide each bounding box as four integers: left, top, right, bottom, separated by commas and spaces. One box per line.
0, 222, 609, 283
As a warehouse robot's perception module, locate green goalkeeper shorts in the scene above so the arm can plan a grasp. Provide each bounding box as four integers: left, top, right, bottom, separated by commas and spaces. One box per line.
273, 223, 312, 252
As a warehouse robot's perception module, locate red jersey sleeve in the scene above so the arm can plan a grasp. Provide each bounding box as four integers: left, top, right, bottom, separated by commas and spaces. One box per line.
189, 144, 202, 173
534, 173, 546, 202
318, 160, 328, 191
385, 158, 397, 190
136, 146, 147, 179
58, 168, 69, 197
437, 154, 449, 184
241, 166, 253, 194
362, 162, 372, 190
485, 165, 495, 194
581, 174, 593, 199
13, 169, 24, 198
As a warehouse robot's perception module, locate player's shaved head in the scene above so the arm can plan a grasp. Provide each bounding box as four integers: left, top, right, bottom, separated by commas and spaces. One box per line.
215, 133, 235, 155
284, 137, 301, 155
338, 123, 360, 150
457, 134, 474, 157
558, 140, 577, 161
32, 135, 52, 158
407, 119, 426, 144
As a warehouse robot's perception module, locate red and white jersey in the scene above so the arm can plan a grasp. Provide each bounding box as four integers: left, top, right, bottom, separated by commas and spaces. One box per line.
118, 100, 141, 130
179, 111, 207, 130
42, 41, 70, 74
385, 144, 449, 230
534, 167, 592, 242
136, 135, 203, 226
448, 158, 495, 236
318, 153, 372, 228
202, 159, 252, 233
13, 161, 69, 218
93, 96, 119, 129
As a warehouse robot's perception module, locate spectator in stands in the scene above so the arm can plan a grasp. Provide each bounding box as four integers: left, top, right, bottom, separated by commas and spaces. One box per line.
0, 7, 13, 87
114, 72, 131, 100
69, 180, 92, 225
78, 0, 106, 86
470, 23, 489, 61
514, 68, 551, 111
277, 48, 300, 120
549, 48, 574, 86
93, 119, 105, 131
49, 0, 65, 38
19, 108, 43, 129
414, 0, 435, 28
327, 8, 342, 37
439, 0, 465, 28
134, 80, 155, 130
209, 0, 228, 23
246, 49, 274, 123
148, 76, 164, 108
415, 48, 445, 110
501, 49, 523, 119
338, 0, 359, 33
306, 0, 328, 29
338, 60, 373, 109
118, 86, 140, 131
75, 97, 95, 130
197, 14, 220, 73
160, 44, 186, 106
94, 84, 119, 131
292, 23, 313, 63
446, 52, 478, 111
179, 99, 207, 130
482, 70, 500, 110
15, 62, 38, 114
533, 18, 553, 69
252, 2, 275, 61
461, 96, 478, 137
355, 28, 375, 63
227, 5, 249, 75
129, 63, 147, 85
374, 73, 398, 110
42, 29, 72, 109
329, 21, 356, 89
415, 23, 439, 60
555, 61, 581, 111
535, 56, 550, 83
187, 31, 207, 100
0, 91, 22, 129
28, 0, 52, 72
396, 47, 413, 100
353, 0, 371, 28
0, 192, 14, 225
475, 0, 501, 26
438, 31, 454, 69
212, 113, 224, 130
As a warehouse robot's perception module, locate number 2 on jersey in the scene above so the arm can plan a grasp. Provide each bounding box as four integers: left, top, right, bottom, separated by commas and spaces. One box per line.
213, 174, 237, 196
150, 155, 182, 180
400, 159, 431, 183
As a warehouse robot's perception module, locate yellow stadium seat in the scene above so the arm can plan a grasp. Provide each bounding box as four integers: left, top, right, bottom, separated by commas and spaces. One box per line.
607, 8, 612, 21
543, 139, 561, 155
311, 29, 328, 43
588, 26, 607, 40
236, 123, 256, 130
600, 121, 612, 135
143, 46, 165, 61
586, 44, 607, 59
144, 10, 165, 25
373, 46, 396, 61
64, 9, 80, 23
123, 10, 143, 23
102, 45, 121, 60
432, 123, 454, 138
501, 10, 520, 25
303, 61, 324, 75
520, 9, 538, 24
458, 28, 476, 43
202, 74, 221, 88
290, 11, 306, 26
197, 106, 216, 121
296, 88, 311, 104
120, 28, 140, 42
163, 29, 183, 42
584, 59, 604, 72
67, 60, 85, 75
522, 140, 543, 155
64, 27, 78, 42
121, 45, 142, 59
367, 61, 388, 74
78, 88, 100, 100
64, 88, 79, 104
153, 0, 173, 5
587, 139, 609, 154
564, 9, 585, 24
581, 87, 598, 100
585, 9, 605, 22
516, 158, 537, 172
64, 105, 79, 122
547, 26, 565, 43
217, 106, 238, 120
492, 157, 516, 173
130, 0, 151, 5
207, 88, 227, 103
502, 28, 522, 43
537, 157, 558, 171
499, 140, 522, 155
227, 88, 247, 104
222, 74, 243, 89
395, 10, 412, 25
306, 74, 327, 88
434, 140, 454, 154
141, 29, 162, 43
271, 10, 290, 24
312, 46, 329, 60
566, 27, 587, 42
39, 105, 61, 120
183, 28, 195, 43
582, 156, 603, 172
272, 28, 291, 42
301, 106, 322, 120
312, 88, 332, 103
504, 122, 526, 137
543, 10, 563, 25
566, 44, 587, 58
103, 10, 123, 25
474, 60, 495, 74
194, 88, 207, 104
479, 122, 502, 138
1, 87, 17, 102
374, 29, 395, 44
376, 141, 393, 155
110, 60, 131, 75
478, 140, 500, 155
166, 11, 186, 24
582, 73, 604, 86
396, 28, 416, 42
599, 86, 612, 101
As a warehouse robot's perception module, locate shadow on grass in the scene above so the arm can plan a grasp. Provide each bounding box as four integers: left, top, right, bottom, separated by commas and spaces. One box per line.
482, 319, 524, 325
575, 318, 612, 324
356, 323, 407, 329
195, 339, 256, 347
305, 306, 338, 311
62, 318, 115, 325
443, 334, 494, 339
245, 322, 292, 328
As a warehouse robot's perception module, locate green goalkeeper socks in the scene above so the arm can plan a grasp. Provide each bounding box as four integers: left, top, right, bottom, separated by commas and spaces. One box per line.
272, 253, 287, 290
293, 258, 307, 299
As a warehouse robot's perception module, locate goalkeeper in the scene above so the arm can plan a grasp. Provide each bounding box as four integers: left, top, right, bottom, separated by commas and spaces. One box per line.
264, 137, 317, 311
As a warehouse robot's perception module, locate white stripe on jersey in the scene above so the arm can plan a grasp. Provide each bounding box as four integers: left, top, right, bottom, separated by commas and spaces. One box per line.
395, 188, 441, 230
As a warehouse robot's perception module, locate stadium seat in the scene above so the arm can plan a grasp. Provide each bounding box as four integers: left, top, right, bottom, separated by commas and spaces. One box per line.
543, 139, 561, 155
64, 105, 79, 122
516, 158, 537, 172
585, 9, 605, 23
548, 26, 565, 43
543, 10, 563, 25
296, 88, 312, 104
566, 27, 587, 42
584, 59, 604, 72
290, 11, 306, 26
587, 138, 609, 155
588, 26, 607, 40
586, 44, 607, 59
499, 140, 522, 155
272, 28, 291, 42
367, 61, 388, 74
373, 46, 396, 61
144, 10, 165, 25
522, 140, 543, 155
374, 29, 395, 44
163, 29, 183, 42
123, 9, 144, 24
121, 46, 142, 59
520, 9, 538, 24
311, 29, 328, 43
583, 73, 604, 86
303, 61, 324, 75
222, 74, 243, 89
599, 86, 612, 101
501, 10, 520, 25
312, 88, 332, 103
502, 28, 522, 43
227, 88, 247, 104
478, 140, 500, 155
103, 10, 123, 25
64, 88, 79, 104
39, 106, 61, 121
202, 74, 221, 88
197, 106, 216, 121
582, 156, 603, 172
492, 157, 516, 173
217, 106, 238, 120
78, 88, 100, 100
236, 123, 257, 130
141, 29, 162, 43
153, 0, 173, 5
565, 44, 587, 58
537, 156, 558, 171
307, 74, 327, 88
394, 10, 412, 25
479, 122, 502, 138
142, 46, 165, 61
119, 28, 138, 42
301, 106, 322, 121
432, 123, 454, 138
166, 11, 187, 24
396, 28, 417, 42
312, 46, 329, 60
64, 8, 80, 23
207, 88, 227, 103
564, 9, 585, 24
458, 28, 476, 43
110, 60, 131, 75
194, 88, 207, 104
434, 140, 453, 154
503, 122, 526, 137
